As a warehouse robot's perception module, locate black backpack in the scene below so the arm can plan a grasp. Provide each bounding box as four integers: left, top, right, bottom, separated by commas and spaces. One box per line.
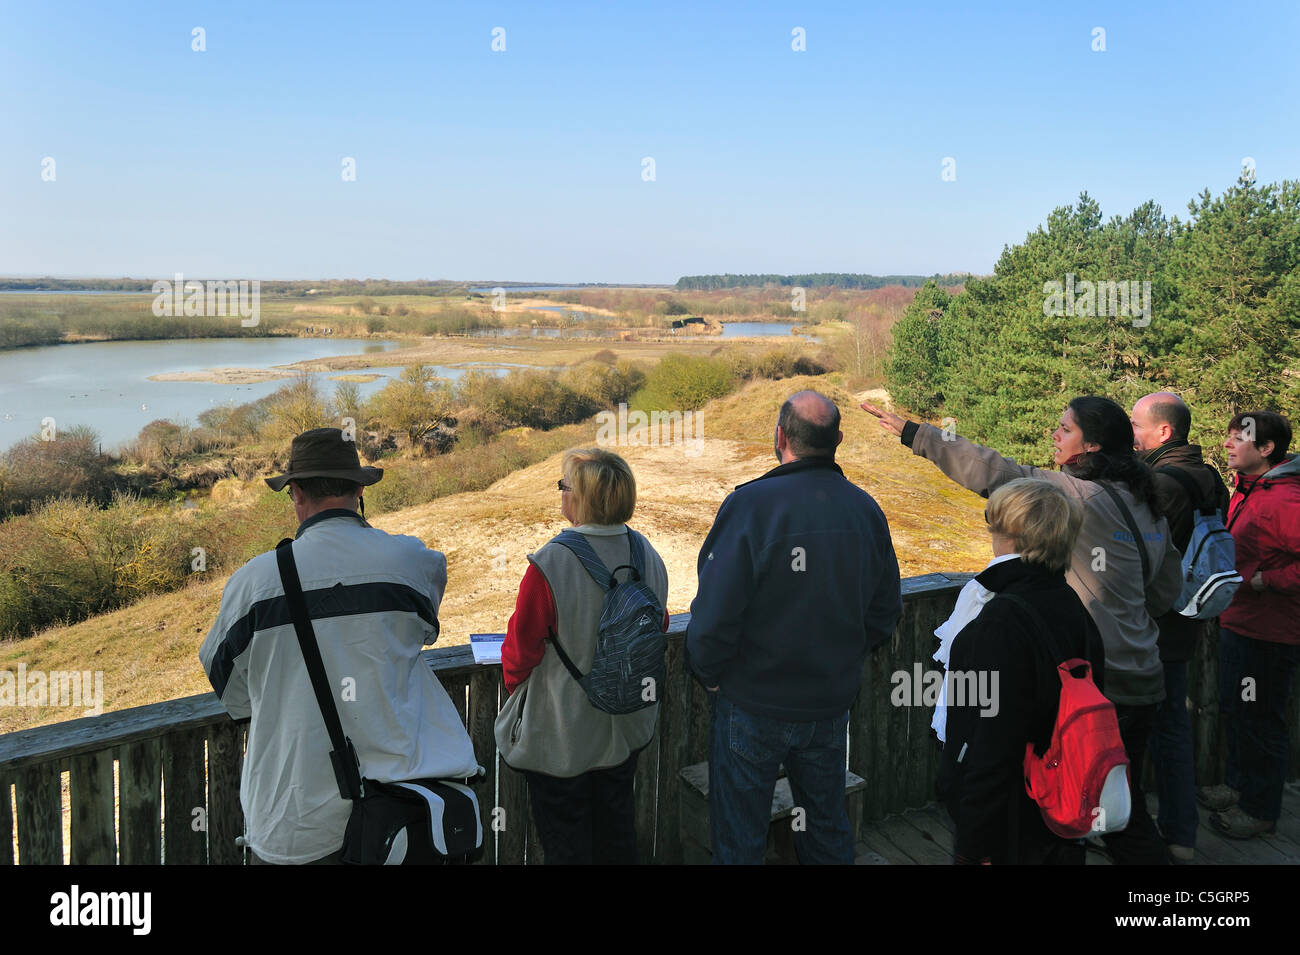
548, 528, 666, 715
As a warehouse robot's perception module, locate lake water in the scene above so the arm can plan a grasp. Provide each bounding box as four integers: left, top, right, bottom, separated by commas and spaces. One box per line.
525, 306, 603, 319
0, 338, 519, 453
468, 285, 593, 294
470, 326, 618, 339
0, 289, 154, 295
720, 322, 804, 338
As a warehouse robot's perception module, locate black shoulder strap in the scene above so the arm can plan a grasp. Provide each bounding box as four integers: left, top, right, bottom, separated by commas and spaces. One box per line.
274, 538, 363, 801
1156, 464, 1208, 513
547, 626, 586, 683
1098, 481, 1151, 588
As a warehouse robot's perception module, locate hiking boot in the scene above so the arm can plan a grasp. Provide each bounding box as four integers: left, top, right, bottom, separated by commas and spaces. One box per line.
1209, 806, 1275, 840
1168, 844, 1195, 864
1196, 784, 1239, 811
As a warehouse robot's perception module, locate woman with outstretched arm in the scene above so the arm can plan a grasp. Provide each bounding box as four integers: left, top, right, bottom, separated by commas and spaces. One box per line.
862, 396, 1181, 865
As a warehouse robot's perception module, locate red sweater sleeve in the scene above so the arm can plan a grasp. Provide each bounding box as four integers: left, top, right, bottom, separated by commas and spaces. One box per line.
502, 564, 556, 693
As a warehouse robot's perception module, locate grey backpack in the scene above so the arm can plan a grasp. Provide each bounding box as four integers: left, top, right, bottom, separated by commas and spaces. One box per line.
1159, 466, 1242, 619
547, 528, 666, 715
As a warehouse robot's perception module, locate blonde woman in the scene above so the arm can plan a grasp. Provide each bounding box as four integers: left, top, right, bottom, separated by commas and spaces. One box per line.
936, 478, 1105, 864
495, 448, 669, 864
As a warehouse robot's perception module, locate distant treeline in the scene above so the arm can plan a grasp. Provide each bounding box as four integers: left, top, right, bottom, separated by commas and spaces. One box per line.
0, 299, 288, 349
674, 273, 972, 291
0, 278, 472, 297
885, 177, 1300, 468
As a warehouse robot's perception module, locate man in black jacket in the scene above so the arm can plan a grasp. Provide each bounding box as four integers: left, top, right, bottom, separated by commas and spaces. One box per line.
1130, 392, 1230, 863
687, 390, 902, 864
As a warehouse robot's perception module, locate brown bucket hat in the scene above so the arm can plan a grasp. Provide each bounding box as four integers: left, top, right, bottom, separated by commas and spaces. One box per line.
265, 428, 383, 492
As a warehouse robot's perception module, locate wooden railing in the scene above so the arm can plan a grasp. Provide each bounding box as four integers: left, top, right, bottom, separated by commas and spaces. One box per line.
1, 571, 1295, 864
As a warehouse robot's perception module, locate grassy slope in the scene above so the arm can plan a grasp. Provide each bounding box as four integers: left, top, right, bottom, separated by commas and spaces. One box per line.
0, 376, 988, 734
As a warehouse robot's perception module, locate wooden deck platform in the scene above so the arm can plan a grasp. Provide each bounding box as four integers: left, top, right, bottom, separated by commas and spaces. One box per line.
853, 782, 1300, 865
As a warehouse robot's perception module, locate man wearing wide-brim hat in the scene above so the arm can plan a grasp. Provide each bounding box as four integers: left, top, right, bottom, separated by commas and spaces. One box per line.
200, 427, 478, 864
263, 426, 383, 522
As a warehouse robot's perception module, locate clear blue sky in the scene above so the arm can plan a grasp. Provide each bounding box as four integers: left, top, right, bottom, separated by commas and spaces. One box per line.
3, 1, 1296, 284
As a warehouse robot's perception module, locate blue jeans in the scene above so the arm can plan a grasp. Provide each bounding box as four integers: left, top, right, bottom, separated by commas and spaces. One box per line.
708, 692, 854, 865
1219, 627, 1300, 822
1149, 660, 1197, 847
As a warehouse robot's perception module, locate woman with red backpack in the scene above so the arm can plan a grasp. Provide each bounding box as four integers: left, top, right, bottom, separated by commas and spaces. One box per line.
935, 479, 1108, 863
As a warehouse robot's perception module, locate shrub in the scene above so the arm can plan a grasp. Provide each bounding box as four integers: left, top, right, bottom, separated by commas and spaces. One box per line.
262, 375, 331, 444
368, 365, 455, 452
0, 425, 115, 517
332, 381, 365, 425
632, 353, 734, 411
0, 494, 194, 639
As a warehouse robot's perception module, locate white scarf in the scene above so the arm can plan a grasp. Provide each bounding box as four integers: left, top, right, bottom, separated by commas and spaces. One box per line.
931, 553, 1020, 743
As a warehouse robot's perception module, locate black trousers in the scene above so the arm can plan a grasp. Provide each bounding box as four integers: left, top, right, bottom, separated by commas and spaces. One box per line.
1102, 702, 1171, 865
523, 752, 640, 865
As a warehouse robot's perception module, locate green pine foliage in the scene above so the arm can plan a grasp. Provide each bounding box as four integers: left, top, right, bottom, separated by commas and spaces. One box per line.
883, 282, 951, 416
885, 179, 1300, 467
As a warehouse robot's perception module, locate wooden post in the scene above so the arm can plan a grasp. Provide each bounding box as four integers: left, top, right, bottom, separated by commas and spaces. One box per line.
69, 750, 116, 864
496, 758, 528, 865
632, 726, 659, 863
468, 670, 498, 864
119, 739, 162, 864
654, 633, 686, 864
161, 727, 208, 864
492, 670, 529, 865
874, 605, 900, 817
15, 762, 61, 865
926, 593, 957, 804
1191, 621, 1223, 785
903, 601, 931, 808
685, 679, 711, 768
443, 674, 470, 729
0, 772, 14, 865
206, 722, 245, 865
849, 647, 878, 824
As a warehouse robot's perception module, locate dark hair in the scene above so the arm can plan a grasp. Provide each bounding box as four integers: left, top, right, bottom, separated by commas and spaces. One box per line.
293, 477, 363, 501
1065, 396, 1161, 515
1147, 396, 1191, 442
1228, 411, 1292, 466
778, 392, 840, 458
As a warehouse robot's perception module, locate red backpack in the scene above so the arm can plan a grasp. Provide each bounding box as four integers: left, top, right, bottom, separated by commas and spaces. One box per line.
998, 594, 1130, 839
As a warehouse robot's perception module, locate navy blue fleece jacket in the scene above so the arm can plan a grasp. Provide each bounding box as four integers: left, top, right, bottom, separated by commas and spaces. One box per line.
686, 456, 903, 721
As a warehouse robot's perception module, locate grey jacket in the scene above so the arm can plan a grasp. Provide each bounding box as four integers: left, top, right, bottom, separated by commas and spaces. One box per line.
907, 423, 1182, 705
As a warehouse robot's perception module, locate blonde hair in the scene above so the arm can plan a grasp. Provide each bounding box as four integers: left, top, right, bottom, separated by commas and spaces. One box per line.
563, 448, 636, 525
984, 478, 1082, 573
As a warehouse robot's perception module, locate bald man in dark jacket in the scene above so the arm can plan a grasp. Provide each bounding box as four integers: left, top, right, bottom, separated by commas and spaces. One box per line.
688, 390, 902, 864
1131, 392, 1229, 862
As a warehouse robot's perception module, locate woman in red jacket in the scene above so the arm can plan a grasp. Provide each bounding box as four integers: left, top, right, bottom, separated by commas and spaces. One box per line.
493, 448, 670, 864
1202, 411, 1300, 839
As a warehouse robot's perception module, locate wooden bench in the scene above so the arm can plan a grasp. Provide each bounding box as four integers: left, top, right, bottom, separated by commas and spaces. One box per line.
678, 761, 868, 864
